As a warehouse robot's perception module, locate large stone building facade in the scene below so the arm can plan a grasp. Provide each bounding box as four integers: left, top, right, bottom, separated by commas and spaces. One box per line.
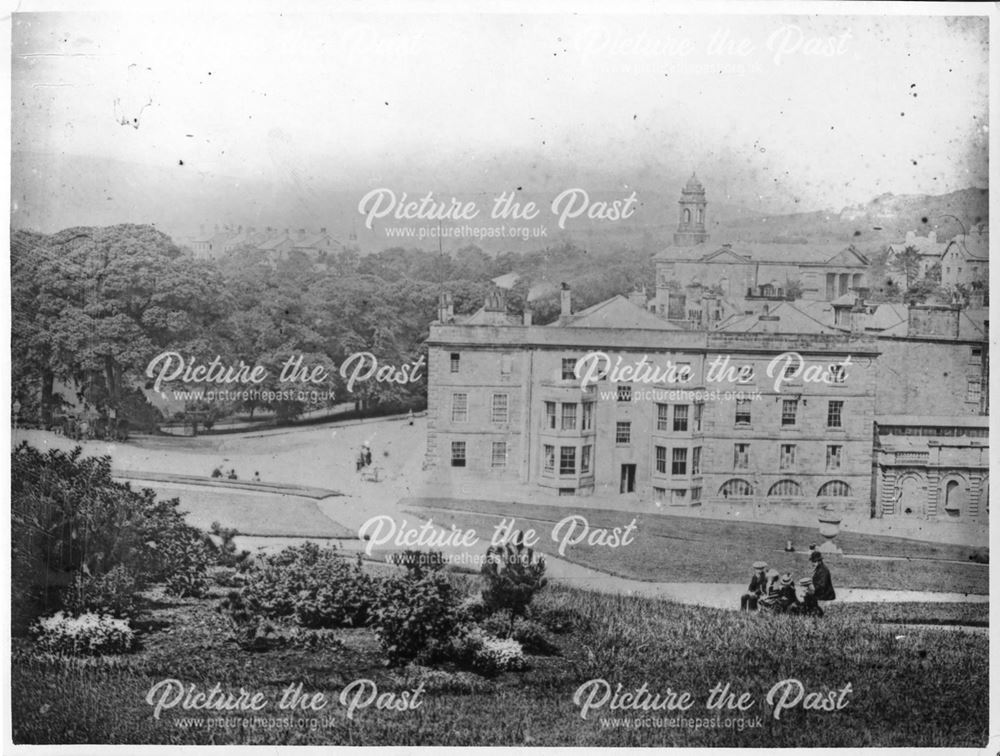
426, 299, 879, 518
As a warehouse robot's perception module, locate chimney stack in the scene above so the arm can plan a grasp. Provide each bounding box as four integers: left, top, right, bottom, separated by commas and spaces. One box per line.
560, 282, 572, 316
628, 287, 647, 309
437, 293, 454, 323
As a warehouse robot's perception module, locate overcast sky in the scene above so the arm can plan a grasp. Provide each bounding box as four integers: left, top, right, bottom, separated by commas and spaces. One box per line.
10, 7, 990, 221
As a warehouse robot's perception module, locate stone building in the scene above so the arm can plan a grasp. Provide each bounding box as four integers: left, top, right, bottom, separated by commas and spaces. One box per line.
653, 177, 870, 311
426, 287, 878, 517
872, 415, 988, 521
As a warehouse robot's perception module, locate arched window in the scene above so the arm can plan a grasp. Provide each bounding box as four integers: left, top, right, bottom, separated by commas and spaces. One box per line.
697, 208, 704, 224
818, 480, 852, 497
683, 208, 691, 225
768, 480, 802, 497
719, 478, 753, 497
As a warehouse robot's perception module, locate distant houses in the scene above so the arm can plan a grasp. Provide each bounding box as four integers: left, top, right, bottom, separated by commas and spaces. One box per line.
187, 225, 348, 267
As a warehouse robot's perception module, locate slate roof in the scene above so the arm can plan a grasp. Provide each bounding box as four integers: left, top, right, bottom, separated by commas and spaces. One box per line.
714, 301, 845, 334
556, 295, 681, 330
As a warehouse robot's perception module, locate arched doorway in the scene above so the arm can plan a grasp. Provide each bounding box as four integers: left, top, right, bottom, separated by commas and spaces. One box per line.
896, 474, 925, 516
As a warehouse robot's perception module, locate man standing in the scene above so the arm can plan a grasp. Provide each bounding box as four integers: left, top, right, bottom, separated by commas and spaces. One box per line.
811, 551, 836, 602
740, 560, 769, 611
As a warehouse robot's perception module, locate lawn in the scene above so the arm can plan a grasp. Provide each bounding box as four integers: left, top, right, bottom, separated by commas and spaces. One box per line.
11, 575, 988, 747
402, 497, 989, 594
128, 484, 354, 538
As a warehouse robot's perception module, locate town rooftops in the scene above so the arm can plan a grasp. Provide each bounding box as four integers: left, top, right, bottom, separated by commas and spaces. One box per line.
714, 301, 845, 334
654, 241, 868, 266
554, 294, 681, 330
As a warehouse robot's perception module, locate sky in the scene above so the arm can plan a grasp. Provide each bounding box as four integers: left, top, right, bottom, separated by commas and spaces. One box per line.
9, 5, 991, 232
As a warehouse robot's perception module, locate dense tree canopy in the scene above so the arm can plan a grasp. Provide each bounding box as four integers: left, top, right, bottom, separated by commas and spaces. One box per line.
12, 226, 658, 427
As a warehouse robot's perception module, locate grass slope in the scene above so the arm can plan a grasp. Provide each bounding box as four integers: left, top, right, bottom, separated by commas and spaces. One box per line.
11, 580, 987, 747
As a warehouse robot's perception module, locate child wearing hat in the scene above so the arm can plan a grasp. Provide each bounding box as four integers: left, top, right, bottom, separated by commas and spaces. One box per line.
740, 560, 769, 611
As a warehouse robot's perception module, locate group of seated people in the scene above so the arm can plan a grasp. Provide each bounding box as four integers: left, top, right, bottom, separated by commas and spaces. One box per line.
740, 551, 835, 617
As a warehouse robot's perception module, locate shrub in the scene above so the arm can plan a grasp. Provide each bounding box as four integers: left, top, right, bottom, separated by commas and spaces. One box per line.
160, 530, 212, 598
207, 565, 244, 588
32, 612, 136, 656
11, 443, 211, 631
61, 566, 140, 619
240, 543, 375, 628
370, 572, 460, 666
206, 521, 252, 569
476, 613, 560, 655
480, 533, 547, 634
456, 594, 489, 624
448, 627, 527, 676
390, 550, 445, 579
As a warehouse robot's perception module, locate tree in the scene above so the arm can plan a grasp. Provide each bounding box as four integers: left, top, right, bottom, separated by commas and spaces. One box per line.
14, 225, 230, 421
890, 245, 923, 291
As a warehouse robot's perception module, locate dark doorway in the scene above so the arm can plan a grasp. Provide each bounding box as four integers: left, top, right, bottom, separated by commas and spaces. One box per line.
620, 464, 636, 494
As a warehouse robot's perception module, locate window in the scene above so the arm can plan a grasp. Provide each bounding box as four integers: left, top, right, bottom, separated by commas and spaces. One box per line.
674, 405, 689, 432
617, 383, 632, 402
670, 489, 686, 506
828, 363, 847, 384
491, 441, 507, 468
561, 357, 577, 381
451, 393, 468, 423
780, 444, 796, 471
559, 446, 576, 475
561, 402, 577, 430
582, 402, 594, 431
734, 443, 749, 470
827, 400, 843, 428
543, 445, 555, 474
581, 445, 591, 474
970, 347, 983, 364
737, 365, 755, 384
735, 399, 751, 426
719, 478, 753, 497
675, 363, 692, 383
653, 486, 667, 502
501, 353, 512, 375
451, 441, 466, 467
491, 393, 509, 424
690, 486, 702, 503
450, 353, 460, 373
784, 362, 798, 380
692, 447, 701, 475
671, 448, 688, 476
655, 445, 667, 474
656, 403, 670, 431
826, 445, 842, 471
616, 421, 631, 444
768, 479, 802, 497
545, 401, 556, 429
967, 376, 982, 402
694, 403, 703, 432
781, 400, 797, 426
818, 480, 852, 497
